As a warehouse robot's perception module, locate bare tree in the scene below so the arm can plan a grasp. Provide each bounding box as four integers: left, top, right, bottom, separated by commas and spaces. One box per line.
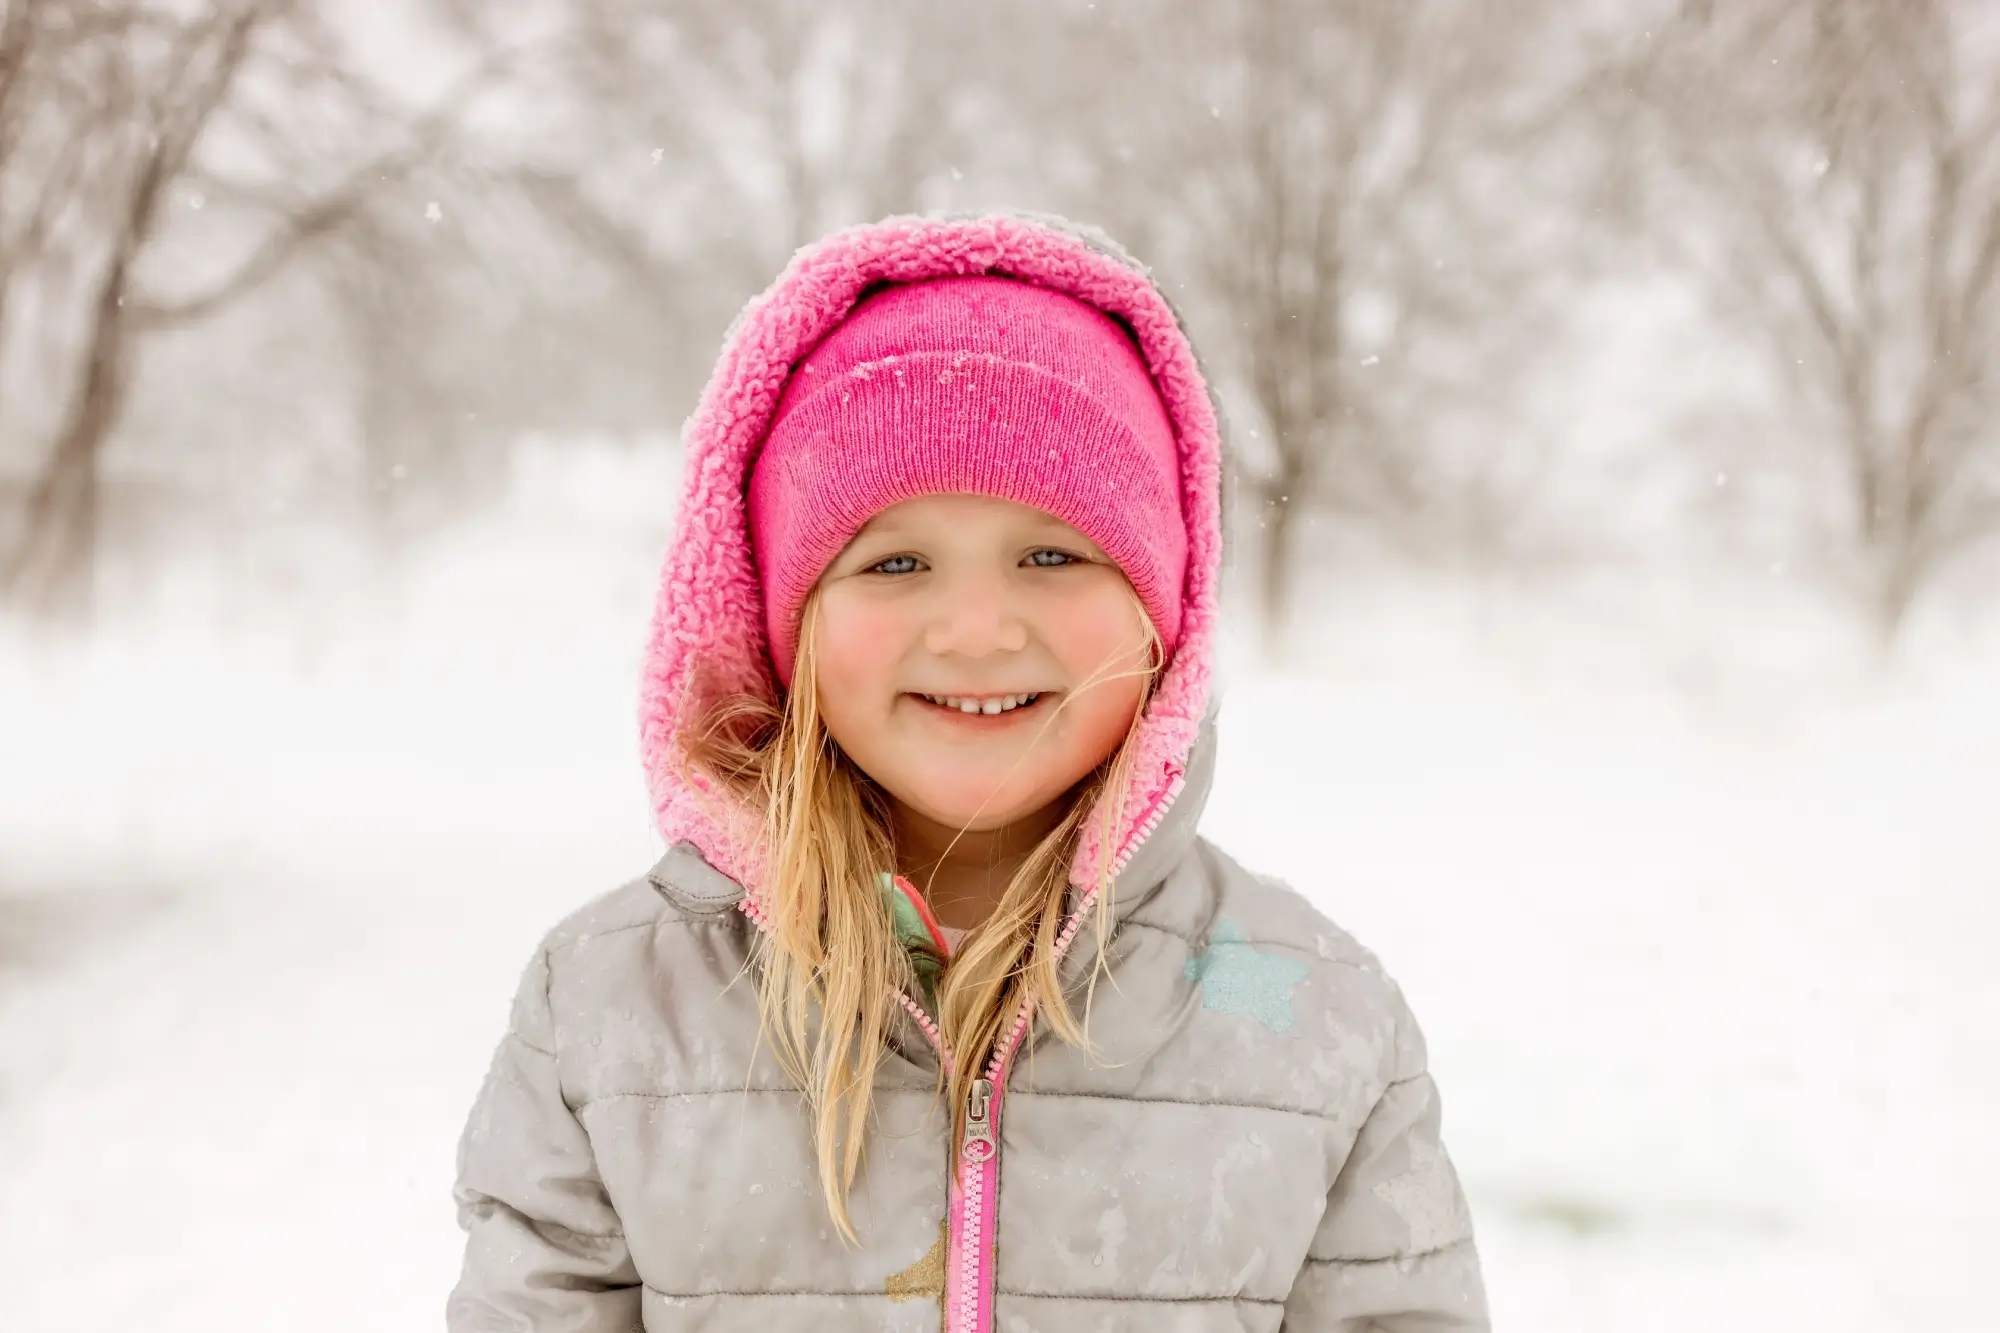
432, 0, 985, 308
310, 152, 697, 545
0, 0, 512, 619
0, 3, 264, 616
1012, 0, 1571, 640
1608, 0, 2000, 638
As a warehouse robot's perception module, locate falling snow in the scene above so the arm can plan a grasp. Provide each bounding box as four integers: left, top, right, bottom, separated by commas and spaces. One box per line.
0, 440, 1995, 1332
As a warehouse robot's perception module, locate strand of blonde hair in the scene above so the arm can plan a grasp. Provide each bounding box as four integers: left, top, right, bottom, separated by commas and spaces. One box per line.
676, 591, 1160, 1240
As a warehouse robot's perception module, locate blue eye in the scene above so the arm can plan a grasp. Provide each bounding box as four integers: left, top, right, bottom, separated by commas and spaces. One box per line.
1026, 548, 1079, 568
869, 554, 921, 575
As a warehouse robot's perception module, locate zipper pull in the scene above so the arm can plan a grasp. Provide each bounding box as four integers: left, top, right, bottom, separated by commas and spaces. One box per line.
962, 1077, 996, 1163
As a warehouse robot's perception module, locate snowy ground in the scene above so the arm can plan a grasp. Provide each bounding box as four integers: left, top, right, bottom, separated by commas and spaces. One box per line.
2, 447, 1996, 1331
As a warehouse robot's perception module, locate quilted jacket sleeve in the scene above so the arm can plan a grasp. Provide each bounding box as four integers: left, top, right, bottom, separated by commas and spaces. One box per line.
1281, 991, 1489, 1331
446, 944, 642, 1332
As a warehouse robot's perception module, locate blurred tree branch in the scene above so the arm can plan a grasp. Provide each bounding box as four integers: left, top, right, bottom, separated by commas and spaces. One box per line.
0, 1, 264, 616
0, 0, 520, 618
1603, 0, 2000, 638
131, 44, 521, 330
1023, 0, 1570, 641
431, 0, 980, 297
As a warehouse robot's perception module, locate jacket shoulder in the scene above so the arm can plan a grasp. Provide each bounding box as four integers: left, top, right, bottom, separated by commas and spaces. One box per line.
488, 875, 675, 1042
537, 845, 745, 959
1133, 836, 1428, 1083
506, 861, 762, 1101
1191, 837, 1388, 974
538, 874, 676, 954
514, 856, 748, 1033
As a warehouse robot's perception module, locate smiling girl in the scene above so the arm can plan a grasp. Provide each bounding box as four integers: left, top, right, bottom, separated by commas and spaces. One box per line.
448, 212, 1487, 1332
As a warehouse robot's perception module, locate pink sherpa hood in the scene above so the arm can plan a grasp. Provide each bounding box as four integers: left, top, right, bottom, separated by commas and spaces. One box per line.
638, 210, 1224, 916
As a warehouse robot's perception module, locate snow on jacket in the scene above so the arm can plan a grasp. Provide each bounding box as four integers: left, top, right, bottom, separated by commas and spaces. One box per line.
447, 211, 1489, 1332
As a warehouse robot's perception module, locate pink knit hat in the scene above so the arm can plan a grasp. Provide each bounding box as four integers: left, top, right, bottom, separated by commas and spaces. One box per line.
748, 275, 1187, 687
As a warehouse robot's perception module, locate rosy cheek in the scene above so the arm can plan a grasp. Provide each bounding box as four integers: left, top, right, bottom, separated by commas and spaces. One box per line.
814, 596, 909, 692
1045, 592, 1149, 681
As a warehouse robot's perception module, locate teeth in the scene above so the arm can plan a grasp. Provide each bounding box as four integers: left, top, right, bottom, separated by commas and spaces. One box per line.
921, 692, 1040, 714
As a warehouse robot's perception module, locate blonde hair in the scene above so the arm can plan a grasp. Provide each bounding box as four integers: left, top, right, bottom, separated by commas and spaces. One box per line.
678, 588, 1161, 1241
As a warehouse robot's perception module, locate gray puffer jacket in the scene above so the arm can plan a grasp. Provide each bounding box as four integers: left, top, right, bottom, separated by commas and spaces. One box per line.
447, 211, 1487, 1332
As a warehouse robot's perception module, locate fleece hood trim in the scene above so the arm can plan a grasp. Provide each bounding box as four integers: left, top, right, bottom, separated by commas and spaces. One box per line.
637, 210, 1226, 920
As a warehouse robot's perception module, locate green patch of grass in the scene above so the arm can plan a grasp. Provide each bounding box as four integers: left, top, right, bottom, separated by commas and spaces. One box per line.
1516, 1195, 1629, 1237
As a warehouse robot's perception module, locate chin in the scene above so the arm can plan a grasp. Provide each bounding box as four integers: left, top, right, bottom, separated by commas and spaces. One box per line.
915, 798, 1035, 832
905, 777, 1059, 832
932, 810, 1023, 834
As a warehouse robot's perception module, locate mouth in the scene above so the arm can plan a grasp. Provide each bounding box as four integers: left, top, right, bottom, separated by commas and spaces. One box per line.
907, 691, 1052, 722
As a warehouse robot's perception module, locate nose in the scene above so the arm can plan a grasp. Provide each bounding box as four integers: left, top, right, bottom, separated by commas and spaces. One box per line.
920, 568, 1029, 659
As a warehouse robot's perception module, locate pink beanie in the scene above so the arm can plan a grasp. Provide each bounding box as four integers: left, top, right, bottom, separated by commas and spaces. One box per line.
748, 275, 1187, 687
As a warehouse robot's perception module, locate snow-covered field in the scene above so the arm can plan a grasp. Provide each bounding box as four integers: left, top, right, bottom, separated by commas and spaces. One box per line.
2, 442, 1995, 1331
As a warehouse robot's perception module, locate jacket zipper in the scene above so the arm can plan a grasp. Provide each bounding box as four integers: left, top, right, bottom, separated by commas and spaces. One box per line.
932, 769, 1188, 1333
744, 771, 1190, 1330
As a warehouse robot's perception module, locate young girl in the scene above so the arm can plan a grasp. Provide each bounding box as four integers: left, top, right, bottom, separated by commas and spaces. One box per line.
448, 211, 1487, 1332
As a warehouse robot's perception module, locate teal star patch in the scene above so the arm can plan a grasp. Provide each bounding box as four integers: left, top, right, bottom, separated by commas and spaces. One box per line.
1183, 917, 1310, 1032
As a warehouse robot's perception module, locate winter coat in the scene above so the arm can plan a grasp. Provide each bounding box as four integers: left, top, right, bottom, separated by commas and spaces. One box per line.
447, 211, 1489, 1332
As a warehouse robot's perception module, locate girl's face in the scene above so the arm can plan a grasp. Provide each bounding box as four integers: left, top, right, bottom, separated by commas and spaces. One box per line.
811, 494, 1154, 835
